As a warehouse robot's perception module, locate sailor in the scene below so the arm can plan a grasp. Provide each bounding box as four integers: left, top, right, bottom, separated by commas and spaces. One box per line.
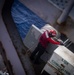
30, 30, 63, 64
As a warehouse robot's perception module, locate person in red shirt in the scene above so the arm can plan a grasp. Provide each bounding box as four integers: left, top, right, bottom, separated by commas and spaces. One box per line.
30, 30, 63, 64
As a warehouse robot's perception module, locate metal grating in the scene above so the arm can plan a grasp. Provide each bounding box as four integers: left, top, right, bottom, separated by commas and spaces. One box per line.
48, 0, 69, 10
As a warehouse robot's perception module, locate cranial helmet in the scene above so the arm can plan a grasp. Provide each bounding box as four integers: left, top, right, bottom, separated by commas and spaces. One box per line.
49, 30, 56, 37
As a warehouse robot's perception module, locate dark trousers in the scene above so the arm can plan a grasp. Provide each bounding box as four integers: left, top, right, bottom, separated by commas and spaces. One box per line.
30, 42, 45, 63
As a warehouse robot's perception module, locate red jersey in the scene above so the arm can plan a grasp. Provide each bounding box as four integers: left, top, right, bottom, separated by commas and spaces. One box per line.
39, 30, 60, 48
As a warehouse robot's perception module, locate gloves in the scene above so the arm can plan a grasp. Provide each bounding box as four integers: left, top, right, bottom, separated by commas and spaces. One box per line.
60, 42, 64, 45
53, 38, 64, 45
57, 39, 64, 45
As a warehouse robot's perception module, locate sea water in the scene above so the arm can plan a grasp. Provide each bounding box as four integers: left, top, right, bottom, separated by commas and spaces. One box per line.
11, 0, 47, 40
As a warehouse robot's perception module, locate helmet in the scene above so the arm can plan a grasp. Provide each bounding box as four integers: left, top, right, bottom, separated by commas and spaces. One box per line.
49, 30, 56, 37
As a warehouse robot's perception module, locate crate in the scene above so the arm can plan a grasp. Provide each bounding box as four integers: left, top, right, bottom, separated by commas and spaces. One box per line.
41, 63, 62, 75
49, 46, 74, 75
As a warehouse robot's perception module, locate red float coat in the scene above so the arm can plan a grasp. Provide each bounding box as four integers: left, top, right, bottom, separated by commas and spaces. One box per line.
39, 30, 60, 48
